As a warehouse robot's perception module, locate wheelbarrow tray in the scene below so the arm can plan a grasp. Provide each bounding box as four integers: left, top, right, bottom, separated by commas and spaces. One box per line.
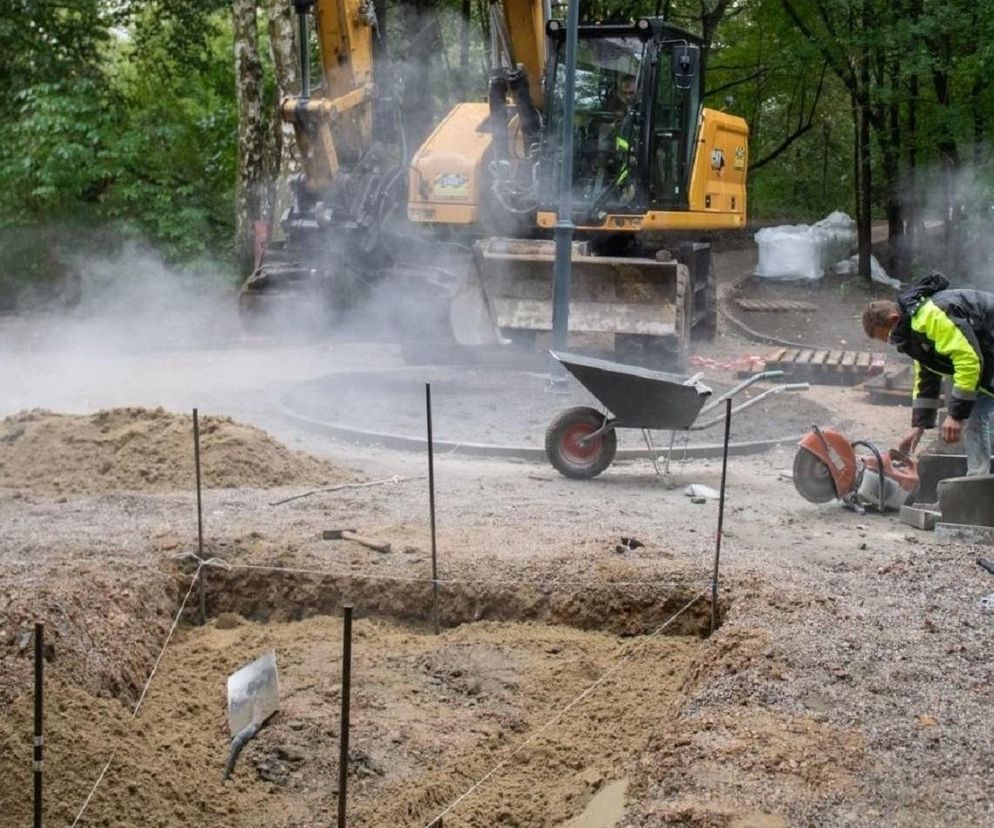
552, 350, 712, 430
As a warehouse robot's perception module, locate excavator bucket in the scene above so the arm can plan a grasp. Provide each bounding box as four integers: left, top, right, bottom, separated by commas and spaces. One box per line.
451, 238, 689, 352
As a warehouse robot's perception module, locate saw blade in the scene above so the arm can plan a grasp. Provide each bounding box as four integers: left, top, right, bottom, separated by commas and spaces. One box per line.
792, 446, 839, 503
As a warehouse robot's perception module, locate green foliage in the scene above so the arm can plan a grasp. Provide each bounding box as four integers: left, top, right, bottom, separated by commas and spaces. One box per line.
0, 80, 118, 218
0, 3, 238, 298
106, 19, 238, 259
2, 0, 994, 300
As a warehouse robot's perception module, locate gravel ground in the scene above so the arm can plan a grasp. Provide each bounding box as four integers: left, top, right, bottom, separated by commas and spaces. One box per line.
1, 246, 992, 826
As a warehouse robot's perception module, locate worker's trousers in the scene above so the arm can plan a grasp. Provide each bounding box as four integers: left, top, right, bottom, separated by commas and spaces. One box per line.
964, 394, 994, 475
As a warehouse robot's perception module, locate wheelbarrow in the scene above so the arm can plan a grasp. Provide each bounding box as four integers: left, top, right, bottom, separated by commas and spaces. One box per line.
545, 350, 809, 479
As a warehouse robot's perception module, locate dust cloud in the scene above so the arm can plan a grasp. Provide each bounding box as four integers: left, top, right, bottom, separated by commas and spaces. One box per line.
905, 161, 994, 290
0, 239, 338, 419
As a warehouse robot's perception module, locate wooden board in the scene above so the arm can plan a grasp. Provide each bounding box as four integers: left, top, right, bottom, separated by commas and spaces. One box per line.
735, 298, 819, 313
738, 347, 887, 385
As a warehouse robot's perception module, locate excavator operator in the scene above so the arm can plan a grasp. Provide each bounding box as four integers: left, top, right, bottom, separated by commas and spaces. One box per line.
610, 75, 636, 188
611, 74, 638, 115
585, 72, 637, 206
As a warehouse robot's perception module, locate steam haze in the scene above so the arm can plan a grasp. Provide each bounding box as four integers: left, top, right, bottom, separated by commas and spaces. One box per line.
903, 160, 994, 290
0, 239, 351, 421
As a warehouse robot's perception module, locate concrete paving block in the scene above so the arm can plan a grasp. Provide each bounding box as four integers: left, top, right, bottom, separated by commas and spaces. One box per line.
938, 476, 994, 527
899, 504, 941, 531
935, 522, 994, 546
916, 454, 969, 503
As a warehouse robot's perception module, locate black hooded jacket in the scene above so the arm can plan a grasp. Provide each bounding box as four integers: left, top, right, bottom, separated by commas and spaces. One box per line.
889, 275, 994, 426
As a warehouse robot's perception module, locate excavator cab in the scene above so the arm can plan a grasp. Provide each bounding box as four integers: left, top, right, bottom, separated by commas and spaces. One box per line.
541, 19, 702, 223
241, 1, 745, 367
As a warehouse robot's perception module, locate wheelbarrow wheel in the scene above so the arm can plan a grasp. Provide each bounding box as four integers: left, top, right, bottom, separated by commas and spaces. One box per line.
545, 407, 617, 480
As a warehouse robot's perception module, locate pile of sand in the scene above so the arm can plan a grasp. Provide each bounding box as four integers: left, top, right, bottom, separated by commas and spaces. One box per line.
0, 408, 351, 493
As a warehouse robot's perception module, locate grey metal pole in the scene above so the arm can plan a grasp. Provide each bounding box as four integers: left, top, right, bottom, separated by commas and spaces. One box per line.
548, 0, 580, 384
337, 605, 353, 828
33, 622, 43, 828
710, 399, 732, 634
193, 408, 207, 624
193, 408, 206, 625
426, 383, 440, 634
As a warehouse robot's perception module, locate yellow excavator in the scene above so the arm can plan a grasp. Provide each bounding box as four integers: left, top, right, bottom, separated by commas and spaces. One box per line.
239, 0, 748, 366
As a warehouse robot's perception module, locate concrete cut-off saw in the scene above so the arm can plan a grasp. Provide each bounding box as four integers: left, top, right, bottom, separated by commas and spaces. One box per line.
793, 426, 919, 513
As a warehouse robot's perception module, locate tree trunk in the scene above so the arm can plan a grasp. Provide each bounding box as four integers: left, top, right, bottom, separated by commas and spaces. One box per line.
460, 0, 472, 97
905, 69, 918, 258
882, 61, 905, 277
856, 0, 871, 282
398, 6, 442, 149
266, 0, 300, 237
233, 0, 273, 274
267, 0, 299, 99
858, 98, 871, 281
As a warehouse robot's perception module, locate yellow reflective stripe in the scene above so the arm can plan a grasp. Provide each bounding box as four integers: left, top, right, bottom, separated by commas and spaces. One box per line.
912, 361, 929, 399
615, 136, 629, 151
911, 299, 981, 393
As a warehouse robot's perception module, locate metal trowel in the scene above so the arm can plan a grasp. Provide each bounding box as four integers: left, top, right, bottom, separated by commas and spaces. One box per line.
223, 650, 280, 780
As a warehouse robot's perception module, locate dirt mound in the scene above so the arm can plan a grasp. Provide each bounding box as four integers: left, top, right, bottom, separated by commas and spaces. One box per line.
0, 408, 351, 493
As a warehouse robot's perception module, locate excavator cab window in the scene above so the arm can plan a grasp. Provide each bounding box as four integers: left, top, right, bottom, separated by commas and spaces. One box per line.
542, 21, 705, 216
650, 41, 701, 206
543, 32, 647, 215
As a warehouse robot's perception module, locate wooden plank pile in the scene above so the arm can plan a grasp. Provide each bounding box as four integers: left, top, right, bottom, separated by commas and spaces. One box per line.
739, 347, 886, 385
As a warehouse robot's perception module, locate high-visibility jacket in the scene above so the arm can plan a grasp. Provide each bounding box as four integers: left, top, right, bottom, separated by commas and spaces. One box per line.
891, 284, 994, 426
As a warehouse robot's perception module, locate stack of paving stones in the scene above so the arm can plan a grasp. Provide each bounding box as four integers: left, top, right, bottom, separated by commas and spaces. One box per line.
901, 454, 994, 544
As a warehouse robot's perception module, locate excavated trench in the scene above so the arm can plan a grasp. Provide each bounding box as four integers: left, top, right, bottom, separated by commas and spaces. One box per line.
0, 387, 747, 825
199, 564, 721, 637
1, 562, 728, 828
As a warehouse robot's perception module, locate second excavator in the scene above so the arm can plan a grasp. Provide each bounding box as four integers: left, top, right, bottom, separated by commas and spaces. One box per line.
240, 0, 749, 367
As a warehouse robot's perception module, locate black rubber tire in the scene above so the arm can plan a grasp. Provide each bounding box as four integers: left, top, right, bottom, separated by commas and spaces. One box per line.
692, 260, 718, 341
545, 406, 617, 480
672, 266, 692, 368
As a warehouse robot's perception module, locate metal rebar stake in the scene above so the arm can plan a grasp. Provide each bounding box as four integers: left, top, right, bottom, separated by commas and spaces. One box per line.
426, 384, 439, 634
34, 622, 43, 828
710, 399, 732, 634
193, 408, 206, 625
337, 605, 353, 828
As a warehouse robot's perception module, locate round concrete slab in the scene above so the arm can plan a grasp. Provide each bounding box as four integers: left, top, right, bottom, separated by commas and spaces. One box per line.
279, 365, 831, 459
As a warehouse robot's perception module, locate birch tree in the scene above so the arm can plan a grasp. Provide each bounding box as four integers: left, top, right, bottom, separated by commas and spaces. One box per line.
233, 0, 274, 273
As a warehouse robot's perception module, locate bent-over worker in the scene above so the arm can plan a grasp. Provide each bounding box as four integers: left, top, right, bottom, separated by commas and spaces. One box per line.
863, 273, 994, 475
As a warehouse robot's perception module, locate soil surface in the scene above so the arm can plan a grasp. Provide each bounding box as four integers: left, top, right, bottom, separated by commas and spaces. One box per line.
722, 225, 907, 357
0, 408, 353, 494
1, 243, 992, 828
725, 270, 897, 352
